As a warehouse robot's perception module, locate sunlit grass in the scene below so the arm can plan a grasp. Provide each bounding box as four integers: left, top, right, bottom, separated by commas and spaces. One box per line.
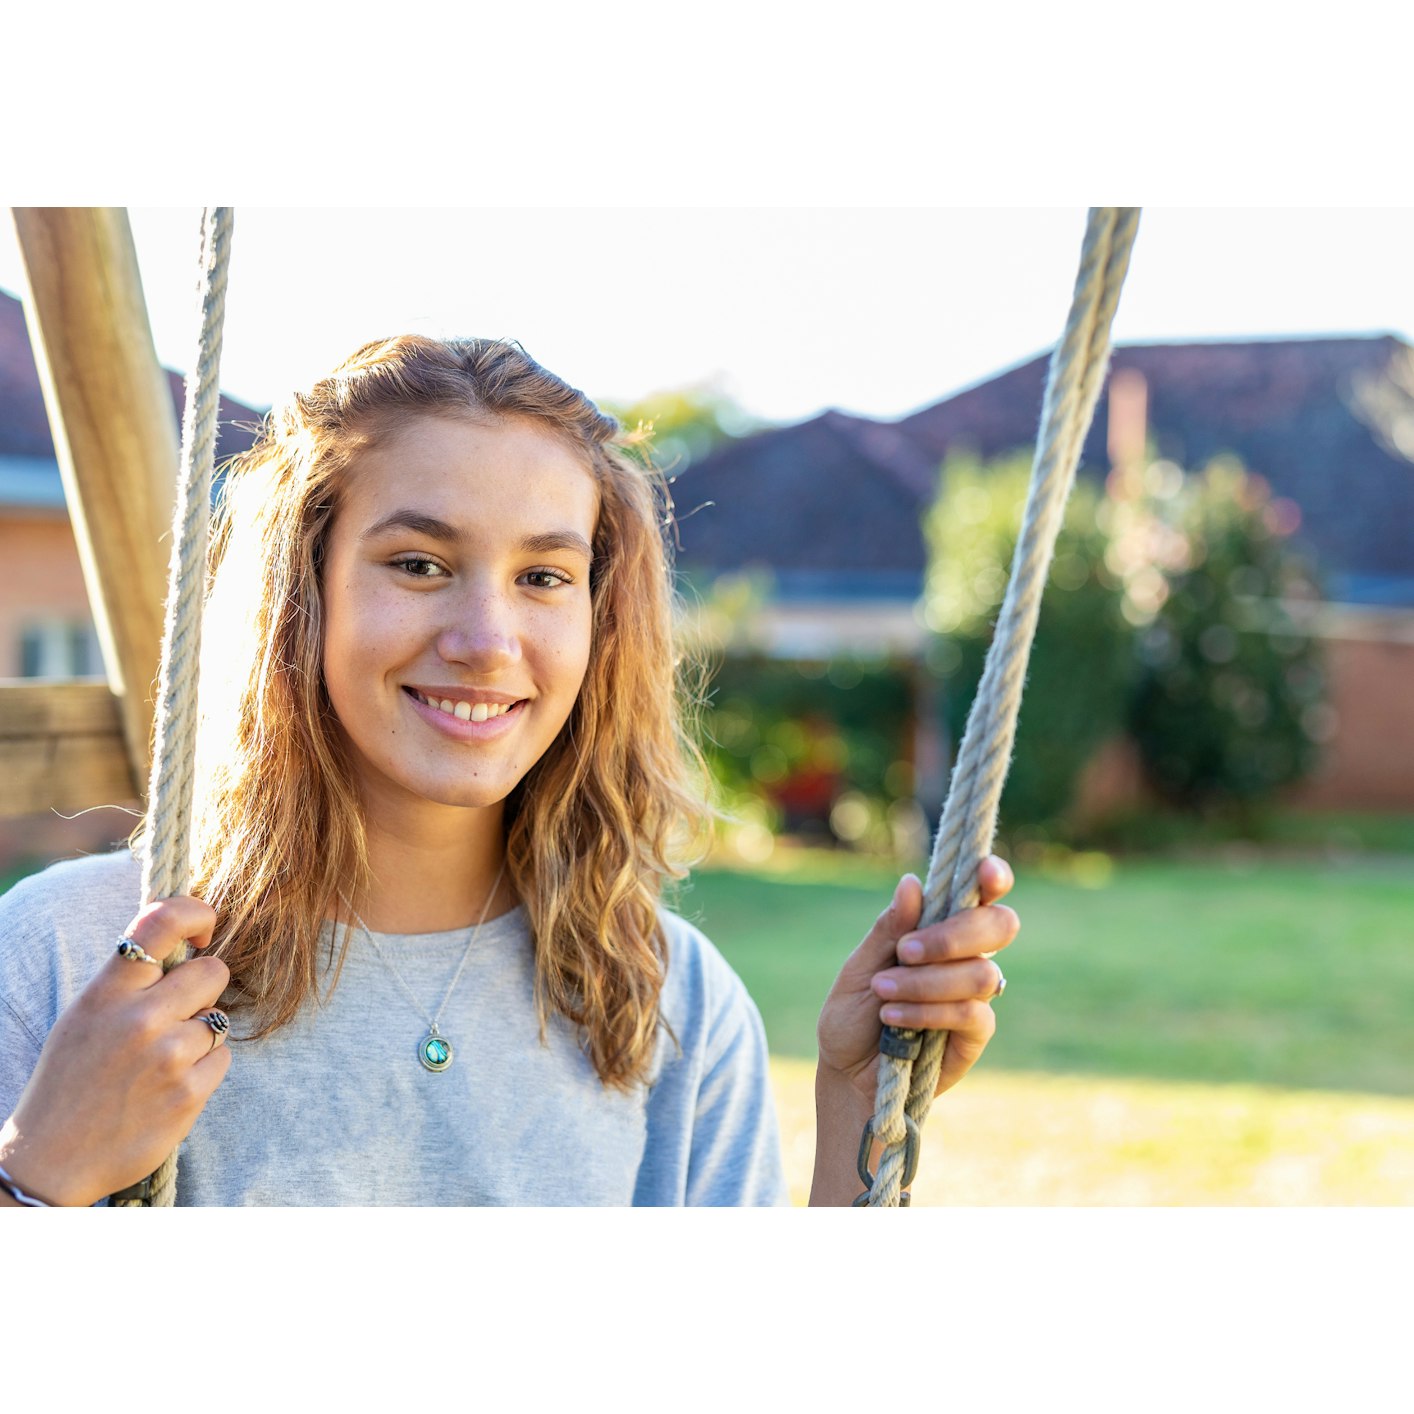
683, 844, 1414, 1203
677, 849, 1414, 1097
769, 1058, 1414, 1205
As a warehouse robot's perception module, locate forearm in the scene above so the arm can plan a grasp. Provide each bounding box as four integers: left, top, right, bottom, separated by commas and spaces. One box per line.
809, 1066, 877, 1206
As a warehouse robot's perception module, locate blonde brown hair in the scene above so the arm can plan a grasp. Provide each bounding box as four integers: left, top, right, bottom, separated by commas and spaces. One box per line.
183, 335, 712, 1088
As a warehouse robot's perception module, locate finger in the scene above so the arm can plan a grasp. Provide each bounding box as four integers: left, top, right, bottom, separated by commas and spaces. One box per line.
976, 855, 1015, 906
934, 1024, 994, 1096
184, 1010, 231, 1061
878, 997, 997, 1043
104, 897, 217, 990
895, 903, 1019, 965
190, 1037, 234, 1101
149, 1011, 228, 1072
838, 874, 924, 984
152, 956, 233, 1021
871, 957, 1003, 1005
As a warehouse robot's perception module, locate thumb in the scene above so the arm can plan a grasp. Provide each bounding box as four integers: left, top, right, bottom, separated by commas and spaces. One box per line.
843, 873, 924, 981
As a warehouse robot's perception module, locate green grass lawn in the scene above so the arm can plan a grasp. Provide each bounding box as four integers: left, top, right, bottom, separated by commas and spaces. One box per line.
672, 849, 1414, 1097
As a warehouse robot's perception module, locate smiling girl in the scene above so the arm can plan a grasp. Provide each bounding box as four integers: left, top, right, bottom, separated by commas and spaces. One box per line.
0, 335, 1017, 1207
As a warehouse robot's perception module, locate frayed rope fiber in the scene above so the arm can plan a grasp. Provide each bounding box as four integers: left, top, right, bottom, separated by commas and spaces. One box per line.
110, 207, 233, 1209
863, 208, 1140, 1207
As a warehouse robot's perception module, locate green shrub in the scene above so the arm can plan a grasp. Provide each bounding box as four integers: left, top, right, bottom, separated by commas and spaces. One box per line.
697, 653, 917, 850
1127, 458, 1327, 809
921, 452, 1133, 833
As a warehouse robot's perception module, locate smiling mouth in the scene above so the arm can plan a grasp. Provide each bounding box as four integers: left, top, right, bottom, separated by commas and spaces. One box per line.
404, 688, 525, 723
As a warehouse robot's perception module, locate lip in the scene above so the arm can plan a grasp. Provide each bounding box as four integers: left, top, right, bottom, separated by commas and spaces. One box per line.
403, 684, 524, 707
403, 687, 526, 740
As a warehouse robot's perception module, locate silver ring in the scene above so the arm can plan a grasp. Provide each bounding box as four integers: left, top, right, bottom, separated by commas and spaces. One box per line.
991, 966, 1007, 1001
116, 936, 161, 968
198, 1009, 230, 1050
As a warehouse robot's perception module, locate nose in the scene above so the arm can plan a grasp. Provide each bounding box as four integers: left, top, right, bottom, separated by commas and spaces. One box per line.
435, 587, 521, 672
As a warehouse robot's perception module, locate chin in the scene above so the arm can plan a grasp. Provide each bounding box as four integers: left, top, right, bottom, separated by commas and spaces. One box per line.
409, 775, 522, 811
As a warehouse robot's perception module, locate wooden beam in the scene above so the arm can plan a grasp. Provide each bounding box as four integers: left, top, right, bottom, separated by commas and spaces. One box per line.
0, 681, 135, 815
10, 208, 179, 792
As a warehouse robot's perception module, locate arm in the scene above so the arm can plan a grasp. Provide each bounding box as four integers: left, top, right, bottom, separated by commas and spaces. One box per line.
810, 857, 1018, 1206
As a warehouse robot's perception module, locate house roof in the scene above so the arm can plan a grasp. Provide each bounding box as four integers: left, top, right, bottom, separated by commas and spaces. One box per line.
0, 286, 265, 505
677, 334, 1414, 607
671, 409, 934, 599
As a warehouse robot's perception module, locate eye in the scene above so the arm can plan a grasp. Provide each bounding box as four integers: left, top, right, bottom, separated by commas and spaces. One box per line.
521, 567, 574, 590
391, 555, 449, 579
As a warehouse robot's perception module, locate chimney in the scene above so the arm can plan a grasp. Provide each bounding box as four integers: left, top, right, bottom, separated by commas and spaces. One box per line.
1107, 366, 1148, 494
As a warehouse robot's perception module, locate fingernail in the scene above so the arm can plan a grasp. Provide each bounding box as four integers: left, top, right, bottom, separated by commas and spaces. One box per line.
898, 937, 924, 962
882, 1006, 904, 1025
873, 976, 898, 997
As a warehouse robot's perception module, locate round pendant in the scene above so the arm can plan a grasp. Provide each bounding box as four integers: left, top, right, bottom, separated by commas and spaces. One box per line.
418, 1030, 453, 1072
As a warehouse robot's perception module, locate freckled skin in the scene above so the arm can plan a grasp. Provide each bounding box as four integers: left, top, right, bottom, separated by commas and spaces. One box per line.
320, 413, 598, 834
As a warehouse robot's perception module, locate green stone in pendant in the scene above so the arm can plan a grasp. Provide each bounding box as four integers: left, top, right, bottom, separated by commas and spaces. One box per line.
419, 1032, 453, 1072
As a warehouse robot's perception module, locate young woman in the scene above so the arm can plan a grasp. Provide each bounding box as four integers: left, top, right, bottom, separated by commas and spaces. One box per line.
0, 336, 1018, 1207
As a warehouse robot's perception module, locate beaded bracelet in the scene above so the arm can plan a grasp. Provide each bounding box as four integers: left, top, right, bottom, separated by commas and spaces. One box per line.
0, 1162, 53, 1207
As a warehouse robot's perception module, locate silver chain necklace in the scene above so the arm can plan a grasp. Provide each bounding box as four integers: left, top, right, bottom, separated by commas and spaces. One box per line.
343, 859, 507, 1072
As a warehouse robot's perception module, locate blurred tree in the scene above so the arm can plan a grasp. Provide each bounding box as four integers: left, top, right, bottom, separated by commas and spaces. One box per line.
600, 382, 760, 477
922, 451, 1133, 833
1126, 457, 1328, 810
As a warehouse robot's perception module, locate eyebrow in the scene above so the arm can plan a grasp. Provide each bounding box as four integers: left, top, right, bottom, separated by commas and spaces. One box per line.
361, 510, 593, 562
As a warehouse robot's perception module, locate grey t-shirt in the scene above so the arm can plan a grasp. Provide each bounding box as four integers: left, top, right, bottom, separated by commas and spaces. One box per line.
0, 850, 789, 1206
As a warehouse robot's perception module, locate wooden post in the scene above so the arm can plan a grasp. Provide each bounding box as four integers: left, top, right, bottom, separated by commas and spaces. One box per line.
11, 207, 179, 795
0, 682, 132, 815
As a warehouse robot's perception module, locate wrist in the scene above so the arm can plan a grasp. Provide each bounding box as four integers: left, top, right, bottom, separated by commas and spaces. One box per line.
0, 1159, 58, 1207
0, 1122, 84, 1208
809, 1062, 876, 1206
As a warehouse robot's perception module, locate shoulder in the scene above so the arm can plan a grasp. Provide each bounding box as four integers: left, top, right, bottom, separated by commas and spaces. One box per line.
1, 847, 143, 939
655, 904, 768, 1071
657, 906, 753, 1021
0, 848, 144, 1024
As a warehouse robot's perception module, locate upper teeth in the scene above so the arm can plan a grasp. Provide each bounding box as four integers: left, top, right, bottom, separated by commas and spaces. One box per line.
414, 691, 514, 722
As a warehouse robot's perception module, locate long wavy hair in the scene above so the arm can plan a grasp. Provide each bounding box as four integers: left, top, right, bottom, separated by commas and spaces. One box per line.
182, 335, 713, 1089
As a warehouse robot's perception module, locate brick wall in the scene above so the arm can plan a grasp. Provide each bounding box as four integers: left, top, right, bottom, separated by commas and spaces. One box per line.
1287, 619, 1414, 810
0, 511, 95, 677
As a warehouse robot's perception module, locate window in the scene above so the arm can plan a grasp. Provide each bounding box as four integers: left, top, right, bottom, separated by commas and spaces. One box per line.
17, 620, 104, 678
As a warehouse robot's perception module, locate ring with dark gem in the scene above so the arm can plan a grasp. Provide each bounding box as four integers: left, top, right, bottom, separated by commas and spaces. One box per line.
116, 936, 161, 968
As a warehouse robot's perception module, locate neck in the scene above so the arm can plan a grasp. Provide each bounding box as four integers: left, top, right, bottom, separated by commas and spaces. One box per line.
351, 797, 513, 933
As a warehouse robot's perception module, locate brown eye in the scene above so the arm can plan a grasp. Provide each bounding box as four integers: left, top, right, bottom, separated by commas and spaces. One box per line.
522, 568, 572, 589
392, 556, 448, 579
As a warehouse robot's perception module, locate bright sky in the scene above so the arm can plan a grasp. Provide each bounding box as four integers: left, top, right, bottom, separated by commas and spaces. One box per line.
4, 208, 1413, 426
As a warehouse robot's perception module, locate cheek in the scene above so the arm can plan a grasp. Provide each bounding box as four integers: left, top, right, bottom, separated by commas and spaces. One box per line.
323, 576, 412, 705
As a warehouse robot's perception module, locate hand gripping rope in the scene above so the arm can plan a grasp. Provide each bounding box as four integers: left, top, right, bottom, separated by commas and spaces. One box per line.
109, 207, 234, 1209
858, 208, 1141, 1207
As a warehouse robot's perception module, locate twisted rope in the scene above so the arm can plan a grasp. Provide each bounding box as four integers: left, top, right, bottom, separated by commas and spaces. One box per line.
111, 207, 233, 1209
863, 208, 1140, 1206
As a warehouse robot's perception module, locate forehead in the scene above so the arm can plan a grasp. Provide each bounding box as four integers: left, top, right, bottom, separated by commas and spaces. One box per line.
341, 412, 599, 531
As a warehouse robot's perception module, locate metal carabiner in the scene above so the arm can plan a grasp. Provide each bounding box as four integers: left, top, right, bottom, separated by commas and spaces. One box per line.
851, 1112, 921, 1205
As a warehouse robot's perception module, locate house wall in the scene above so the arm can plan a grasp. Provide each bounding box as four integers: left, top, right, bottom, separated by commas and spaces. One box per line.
0, 510, 96, 677
1286, 610, 1414, 811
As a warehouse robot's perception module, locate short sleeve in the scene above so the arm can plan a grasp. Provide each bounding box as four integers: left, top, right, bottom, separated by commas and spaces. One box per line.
0, 851, 142, 1126
634, 911, 791, 1207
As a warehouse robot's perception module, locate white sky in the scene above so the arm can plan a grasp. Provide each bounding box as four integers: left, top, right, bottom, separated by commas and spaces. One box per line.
3, 208, 1413, 426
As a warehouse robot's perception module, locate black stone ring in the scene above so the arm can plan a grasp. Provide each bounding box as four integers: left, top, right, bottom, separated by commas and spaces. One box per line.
116, 936, 161, 967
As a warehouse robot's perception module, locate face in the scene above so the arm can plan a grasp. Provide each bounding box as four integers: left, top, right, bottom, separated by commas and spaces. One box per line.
320, 412, 598, 828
